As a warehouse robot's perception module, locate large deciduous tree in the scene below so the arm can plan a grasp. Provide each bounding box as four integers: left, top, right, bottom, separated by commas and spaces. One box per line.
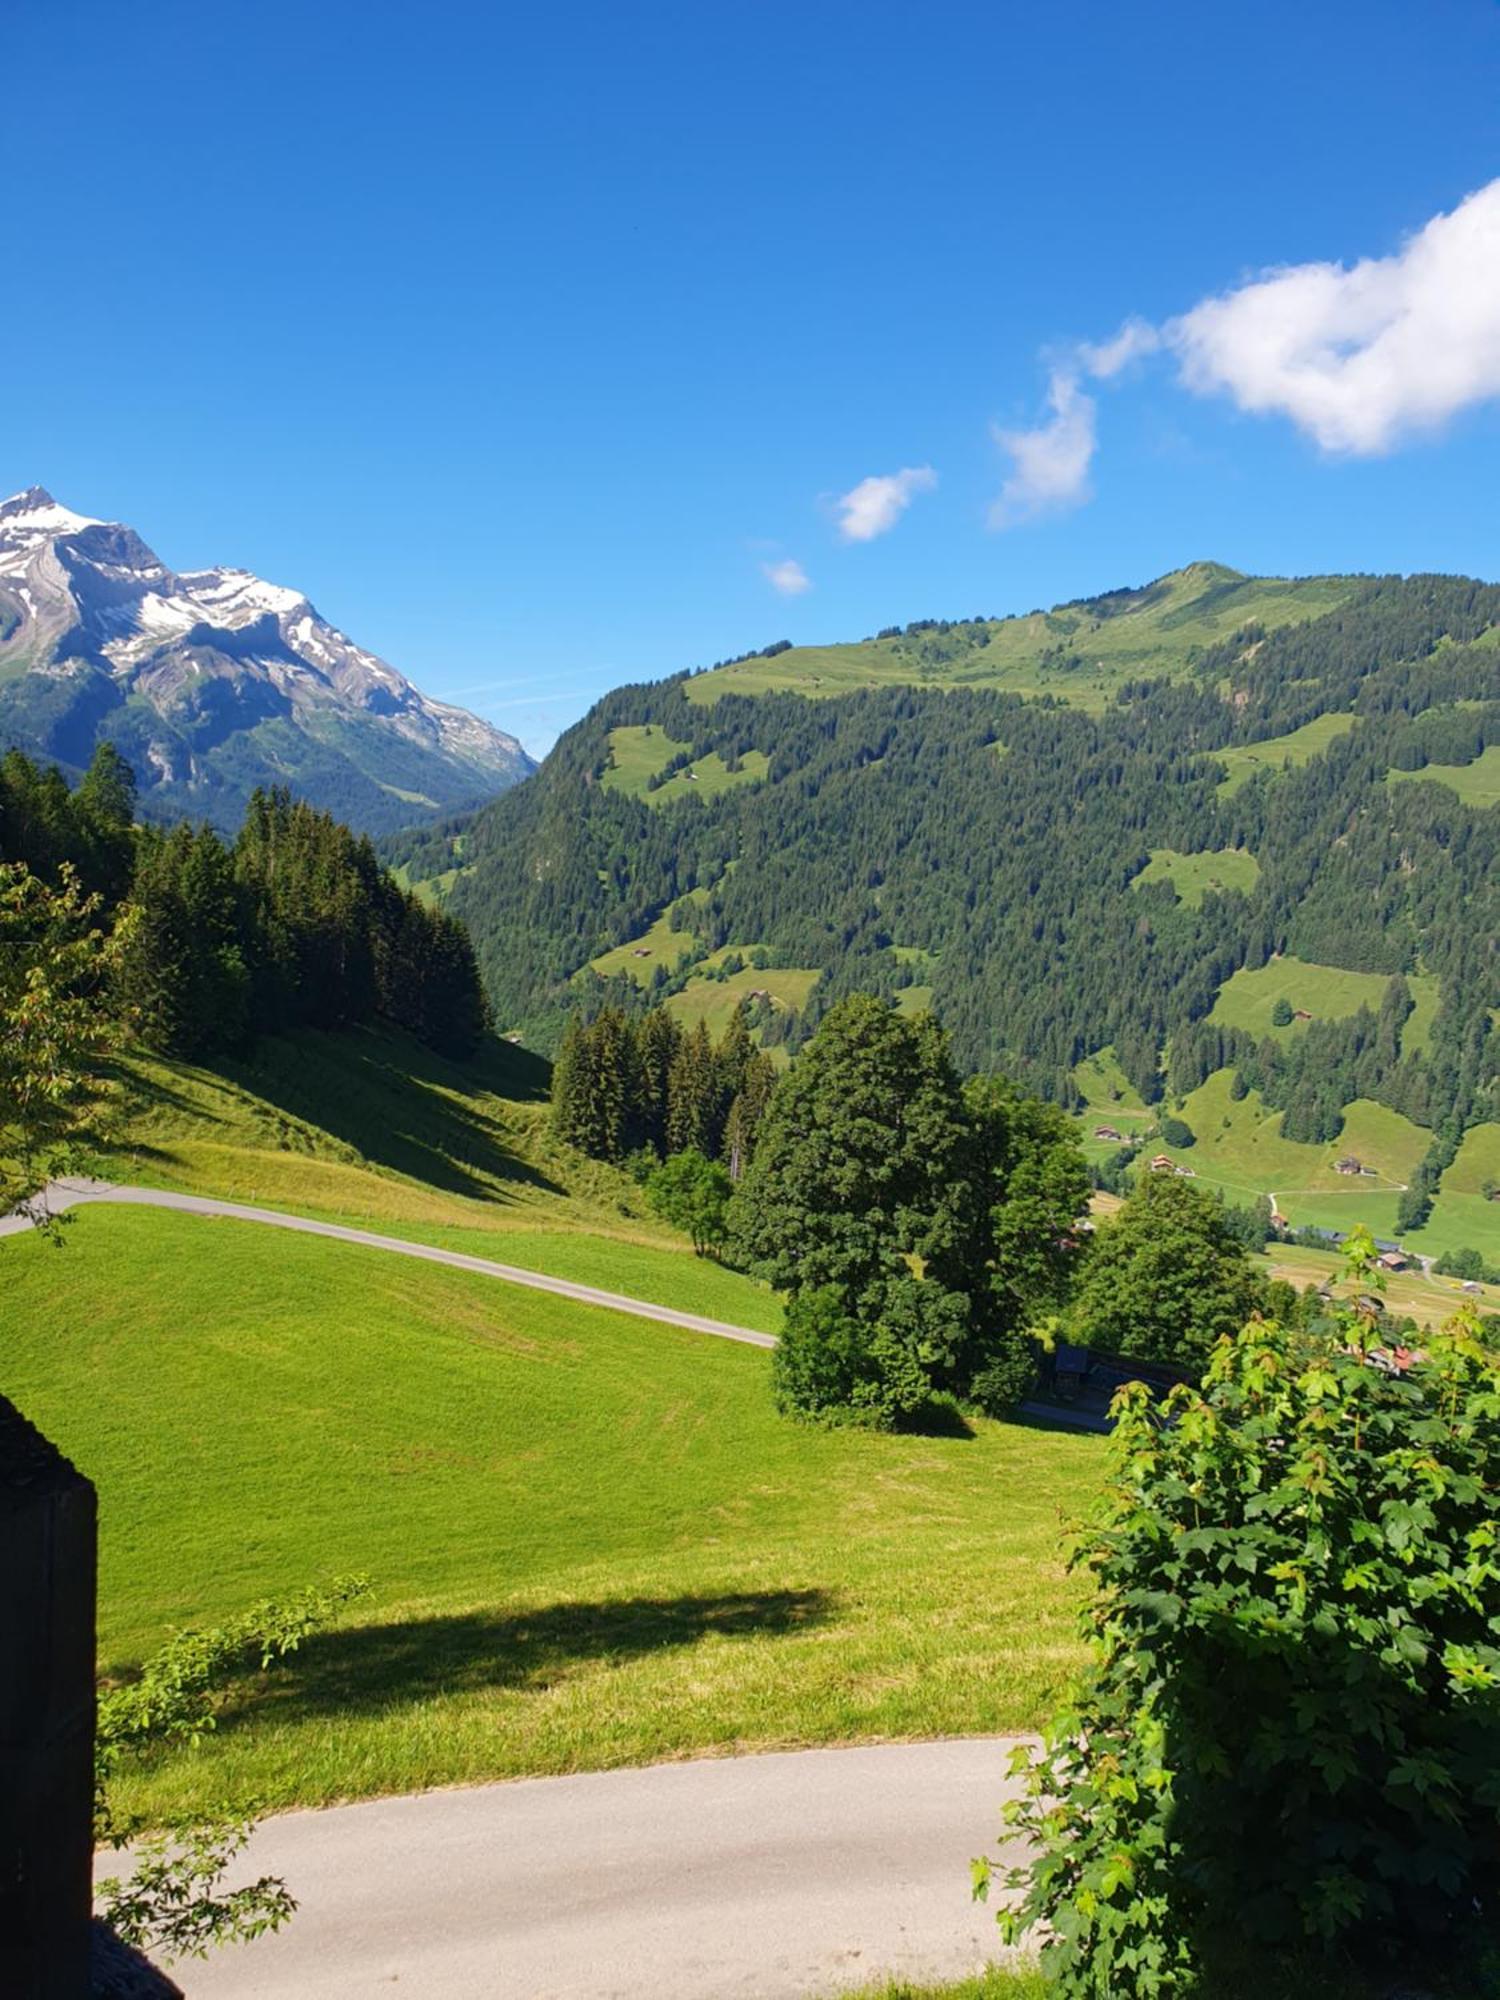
1067, 1170, 1264, 1368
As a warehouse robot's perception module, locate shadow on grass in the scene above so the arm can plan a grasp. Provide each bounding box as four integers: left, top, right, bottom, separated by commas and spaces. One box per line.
897, 1398, 977, 1440
118, 1027, 566, 1205
219, 1588, 836, 1728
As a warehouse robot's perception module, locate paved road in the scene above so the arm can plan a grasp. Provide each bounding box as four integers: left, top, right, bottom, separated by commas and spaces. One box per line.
158, 1739, 1027, 1999
0, 1180, 776, 1350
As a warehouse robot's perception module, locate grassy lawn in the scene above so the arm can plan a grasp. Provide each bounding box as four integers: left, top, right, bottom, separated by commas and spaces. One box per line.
600, 724, 769, 807
1389, 743, 1500, 810
1215, 713, 1358, 795
1131, 846, 1260, 906
1208, 955, 1407, 1037
100, 1027, 783, 1327
1, 1207, 1098, 1822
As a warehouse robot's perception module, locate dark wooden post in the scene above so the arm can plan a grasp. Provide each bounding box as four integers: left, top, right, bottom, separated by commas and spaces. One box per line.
0, 1395, 97, 1999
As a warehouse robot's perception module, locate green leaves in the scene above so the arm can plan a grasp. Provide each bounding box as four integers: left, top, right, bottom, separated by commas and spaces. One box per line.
990, 1292, 1500, 1996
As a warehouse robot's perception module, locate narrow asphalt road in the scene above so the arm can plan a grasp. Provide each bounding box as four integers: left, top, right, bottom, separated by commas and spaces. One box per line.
144, 1740, 1029, 1999
0, 1179, 777, 1349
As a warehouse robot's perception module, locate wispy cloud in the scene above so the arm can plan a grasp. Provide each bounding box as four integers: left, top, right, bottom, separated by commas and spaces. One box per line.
835, 465, 937, 542
1165, 177, 1500, 454
989, 370, 1098, 527
762, 557, 812, 595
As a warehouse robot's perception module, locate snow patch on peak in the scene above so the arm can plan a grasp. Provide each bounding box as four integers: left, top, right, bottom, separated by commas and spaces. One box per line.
0, 488, 102, 538
180, 567, 309, 619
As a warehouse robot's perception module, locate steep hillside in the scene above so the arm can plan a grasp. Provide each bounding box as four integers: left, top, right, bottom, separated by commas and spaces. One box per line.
392, 566, 1500, 1251
0, 488, 533, 832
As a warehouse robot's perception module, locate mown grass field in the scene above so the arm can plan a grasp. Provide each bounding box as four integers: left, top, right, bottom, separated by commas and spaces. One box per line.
685, 567, 1356, 715
601, 724, 770, 807
1, 1207, 1099, 1822
1388, 743, 1500, 810
588, 903, 704, 985
1214, 713, 1358, 795
1131, 846, 1260, 907
101, 1026, 783, 1327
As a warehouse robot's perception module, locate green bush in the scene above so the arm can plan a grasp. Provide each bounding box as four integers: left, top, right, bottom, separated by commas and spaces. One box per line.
967, 1335, 1038, 1416
772, 1277, 969, 1430
1157, 1114, 1194, 1149
984, 1241, 1500, 1997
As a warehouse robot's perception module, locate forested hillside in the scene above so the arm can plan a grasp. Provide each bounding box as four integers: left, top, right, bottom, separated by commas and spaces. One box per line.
390, 568, 1500, 1249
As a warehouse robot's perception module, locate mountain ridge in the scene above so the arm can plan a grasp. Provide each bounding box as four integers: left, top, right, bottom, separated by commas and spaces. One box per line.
0, 487, 534, 833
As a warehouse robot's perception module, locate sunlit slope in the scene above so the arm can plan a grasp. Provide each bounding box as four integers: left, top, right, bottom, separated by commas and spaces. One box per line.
1, 1206, 1097, 1817
686, 564, 1358, 711
107, 1023, 780, 1328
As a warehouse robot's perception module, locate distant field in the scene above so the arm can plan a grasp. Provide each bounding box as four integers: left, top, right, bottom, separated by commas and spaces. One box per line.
894, 985, 934, 1017
1073, 1047, 1148, 1115
1388, 743, 1500, 810
1209, 956, 1405, 1037
601, 724, 769, 807
685, 567, 1357, 713
1132, 846, 1260, 907
2, 1208, 1098, 1821
1261, 1243, 1500, 1333
1402, 974, 1441, 1057
1215, 714, 1358, 795
1156, 1074, 1422, 1202
589, 904, 704, 985
666, 965, 822, 1040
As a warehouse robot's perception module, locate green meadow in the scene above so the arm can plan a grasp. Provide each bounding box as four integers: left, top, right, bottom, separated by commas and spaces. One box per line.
1208, 956, 1416, 1038
1214, 713, 1358, 795
1131, 846, 1260, 907
1388, 743, 1500, 810
1, 1207, 1098, 1823
601, 724, 770, 807
685, 567, 1357, 715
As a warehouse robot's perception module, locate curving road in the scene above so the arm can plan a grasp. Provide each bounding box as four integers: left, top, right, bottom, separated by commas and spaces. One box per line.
0, 1179, 777, 1350
132, 1739, 1030, 1999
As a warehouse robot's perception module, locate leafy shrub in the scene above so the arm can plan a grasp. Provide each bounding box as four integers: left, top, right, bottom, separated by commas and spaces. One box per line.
772, 1277, 970, 1430
1157, 1114, 1194, 1149
982, 1245, 1500, 1996
644, 1147, 731, 1256
968, 1334, 1038, 1416
97, 1576, 370, 1960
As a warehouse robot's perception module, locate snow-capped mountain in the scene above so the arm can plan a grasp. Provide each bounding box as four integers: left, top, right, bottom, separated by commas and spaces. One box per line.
0, 487, 534, 833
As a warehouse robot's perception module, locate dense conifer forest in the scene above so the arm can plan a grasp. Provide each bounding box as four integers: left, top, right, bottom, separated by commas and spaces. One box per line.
389, 573, 1500, 1181
0, 746, 489, 1060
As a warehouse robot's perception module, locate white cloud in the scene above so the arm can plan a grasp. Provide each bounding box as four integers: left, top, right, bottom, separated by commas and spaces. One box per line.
835, 464, 938, 542
1166, 178, 1500, 454
989, 370, 1097, 526
762, 557, 812, 595
1079, 317, 1161, 380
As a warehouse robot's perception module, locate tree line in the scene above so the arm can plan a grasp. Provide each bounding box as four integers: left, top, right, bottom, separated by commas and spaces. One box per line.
0, 744, 490, 1060
551, 1002, 777, 1176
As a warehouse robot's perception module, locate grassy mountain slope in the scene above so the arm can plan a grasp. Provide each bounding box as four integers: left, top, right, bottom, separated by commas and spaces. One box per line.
106, 1024, 782, 1330
687, 564, 1358, 712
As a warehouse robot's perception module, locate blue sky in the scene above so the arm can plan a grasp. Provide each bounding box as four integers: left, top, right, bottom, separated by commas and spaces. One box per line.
10, 1, 1500, 755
